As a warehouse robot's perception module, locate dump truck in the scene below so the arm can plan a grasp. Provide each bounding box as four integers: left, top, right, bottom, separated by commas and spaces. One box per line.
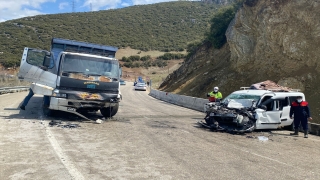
18, 38, 122, 119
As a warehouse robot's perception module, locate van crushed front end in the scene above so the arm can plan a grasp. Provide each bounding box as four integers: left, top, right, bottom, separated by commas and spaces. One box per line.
200, 101, 257, 133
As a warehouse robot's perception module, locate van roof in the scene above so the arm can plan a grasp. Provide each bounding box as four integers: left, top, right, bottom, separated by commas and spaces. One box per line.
231, 90, 304, 96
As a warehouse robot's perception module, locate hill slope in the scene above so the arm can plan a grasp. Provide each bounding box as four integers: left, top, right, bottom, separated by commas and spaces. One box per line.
160, 0, 320, 123
0, 1, 234, 67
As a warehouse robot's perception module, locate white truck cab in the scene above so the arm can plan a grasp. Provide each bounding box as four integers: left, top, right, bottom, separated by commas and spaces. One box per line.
18, 38, 122, 120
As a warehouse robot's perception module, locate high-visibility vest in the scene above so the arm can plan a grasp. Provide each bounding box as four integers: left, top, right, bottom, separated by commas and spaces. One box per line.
209, 91, 223, 99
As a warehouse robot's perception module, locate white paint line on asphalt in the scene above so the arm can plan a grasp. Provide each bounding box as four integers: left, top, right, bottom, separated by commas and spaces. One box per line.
44, 127, 85, 180
38, 112, 85, 180
233, 146, 317, 175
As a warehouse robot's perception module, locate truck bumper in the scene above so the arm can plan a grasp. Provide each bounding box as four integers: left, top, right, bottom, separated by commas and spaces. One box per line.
49, 97, 119, 112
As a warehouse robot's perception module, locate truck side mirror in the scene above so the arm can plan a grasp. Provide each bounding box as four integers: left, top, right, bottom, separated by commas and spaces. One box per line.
43, 55, 51, 67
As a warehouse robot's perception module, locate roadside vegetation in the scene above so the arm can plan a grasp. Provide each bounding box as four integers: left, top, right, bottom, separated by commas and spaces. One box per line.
121, 53, 185, 68
0, 1, 232, 68
185, 0, 244, 57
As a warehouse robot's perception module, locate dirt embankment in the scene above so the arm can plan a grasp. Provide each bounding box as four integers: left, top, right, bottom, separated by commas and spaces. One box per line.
160, 0, 320, 123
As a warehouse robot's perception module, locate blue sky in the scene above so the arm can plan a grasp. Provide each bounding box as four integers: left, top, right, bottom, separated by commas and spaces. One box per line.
0, 0, 180, 22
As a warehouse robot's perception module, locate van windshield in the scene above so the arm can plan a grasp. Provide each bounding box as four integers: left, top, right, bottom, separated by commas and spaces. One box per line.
222, 93, 261, 104
60, 54, 119, 78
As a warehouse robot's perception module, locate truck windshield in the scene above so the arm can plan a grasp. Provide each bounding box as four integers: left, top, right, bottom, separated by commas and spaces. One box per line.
60, 54, 119, 78
222, 93, 261, 104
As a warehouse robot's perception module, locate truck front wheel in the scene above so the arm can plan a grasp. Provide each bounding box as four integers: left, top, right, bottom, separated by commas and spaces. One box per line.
100, 103, 119, 118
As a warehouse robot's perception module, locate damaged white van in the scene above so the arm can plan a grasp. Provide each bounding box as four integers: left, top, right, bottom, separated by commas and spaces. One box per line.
200, 87, 305, 133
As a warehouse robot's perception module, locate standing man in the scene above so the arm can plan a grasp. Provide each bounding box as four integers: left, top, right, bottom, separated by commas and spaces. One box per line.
20, 88, 34, 110
207, 86, 223, 102
20, 88, 50, 110
290, 96, 312, 138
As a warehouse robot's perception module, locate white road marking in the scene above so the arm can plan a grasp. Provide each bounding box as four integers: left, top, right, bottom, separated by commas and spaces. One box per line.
39, 112, 85, 180
231, 144, 317, 175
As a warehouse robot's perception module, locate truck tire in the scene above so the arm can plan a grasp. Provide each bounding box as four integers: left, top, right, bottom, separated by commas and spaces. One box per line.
100, 103, 119, 118
42, 96, 53, 116
43, 107, 52, 116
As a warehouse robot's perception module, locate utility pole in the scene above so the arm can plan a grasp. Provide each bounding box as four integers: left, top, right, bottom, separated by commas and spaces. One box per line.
71, 0, 76, 13
90, 3, 93, 12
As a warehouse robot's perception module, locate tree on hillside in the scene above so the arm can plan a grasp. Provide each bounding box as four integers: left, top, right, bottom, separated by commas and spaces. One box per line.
207, 6, 237, 49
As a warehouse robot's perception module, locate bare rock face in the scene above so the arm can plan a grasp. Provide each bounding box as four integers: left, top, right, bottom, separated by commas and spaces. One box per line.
224, 0, 320, 118
161, 0, 320, 121
226, 0, 320, 76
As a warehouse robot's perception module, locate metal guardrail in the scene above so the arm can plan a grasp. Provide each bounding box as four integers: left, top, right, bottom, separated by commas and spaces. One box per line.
0, 86, 29, 95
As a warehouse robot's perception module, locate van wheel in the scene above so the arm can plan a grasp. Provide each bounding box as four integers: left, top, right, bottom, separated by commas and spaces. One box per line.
283, 122, 294, 131
100, 103, 119, 118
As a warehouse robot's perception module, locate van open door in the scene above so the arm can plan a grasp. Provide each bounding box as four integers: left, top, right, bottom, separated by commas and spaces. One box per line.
255, 98, 282, 129
18, 47, 57, 95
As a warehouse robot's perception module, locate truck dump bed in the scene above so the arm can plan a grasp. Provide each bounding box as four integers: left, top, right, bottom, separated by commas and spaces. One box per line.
51, 38, 118, 61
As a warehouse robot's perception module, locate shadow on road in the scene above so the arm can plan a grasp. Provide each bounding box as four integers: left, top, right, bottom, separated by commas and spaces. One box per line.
0, 97, 104, 123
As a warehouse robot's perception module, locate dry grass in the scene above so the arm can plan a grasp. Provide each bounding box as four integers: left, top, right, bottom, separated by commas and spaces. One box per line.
117, 47, 185, 88
121, 60, 183, 89
0, 66, 30, 87
116, 47, 186, 59
0, 76, 30, 88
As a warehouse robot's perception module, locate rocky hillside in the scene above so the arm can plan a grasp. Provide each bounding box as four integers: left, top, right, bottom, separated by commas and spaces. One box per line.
160, 0, 320, 121
0, 1, 236, 67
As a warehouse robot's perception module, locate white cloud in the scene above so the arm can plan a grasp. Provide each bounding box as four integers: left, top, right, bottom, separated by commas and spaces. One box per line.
0, 0, 55, 22
0, 0, 182, 22
121, 2, 130, 7
59, 2, 69, 10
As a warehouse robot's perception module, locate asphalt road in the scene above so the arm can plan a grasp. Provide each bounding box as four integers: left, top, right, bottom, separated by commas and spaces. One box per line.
1, 82, 320, 180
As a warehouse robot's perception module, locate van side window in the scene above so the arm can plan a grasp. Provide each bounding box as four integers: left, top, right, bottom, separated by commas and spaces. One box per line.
282, 97, 289, 107
260, 96, 272, 104
289, 96, 299, 105
261, 99, 274, 111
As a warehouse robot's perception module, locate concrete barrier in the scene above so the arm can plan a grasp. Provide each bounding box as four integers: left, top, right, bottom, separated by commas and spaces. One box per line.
149, 89, 320, 136
149, 89, 208, 112
309, 123, 320, 136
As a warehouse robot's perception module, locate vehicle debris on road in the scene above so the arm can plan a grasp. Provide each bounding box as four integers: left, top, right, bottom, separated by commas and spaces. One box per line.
49, 120, 81, 129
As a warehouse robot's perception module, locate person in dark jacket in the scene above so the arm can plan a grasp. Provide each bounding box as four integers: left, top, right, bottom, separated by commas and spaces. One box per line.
289, 96, 312, 138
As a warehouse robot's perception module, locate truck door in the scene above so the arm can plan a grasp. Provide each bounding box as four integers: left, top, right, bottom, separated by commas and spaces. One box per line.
18, 47, 57, 95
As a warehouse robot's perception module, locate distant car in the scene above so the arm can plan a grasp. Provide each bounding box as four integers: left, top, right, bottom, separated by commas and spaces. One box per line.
135, 83, 147, 91
120, 79, 126, 85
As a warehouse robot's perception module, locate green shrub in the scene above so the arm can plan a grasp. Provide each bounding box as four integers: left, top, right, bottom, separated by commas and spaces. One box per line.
123, 62, 133, 68
128, 55, 140, 61
206, 5, 238, 49
158, 53, 185, 60
140, 55, 151, 61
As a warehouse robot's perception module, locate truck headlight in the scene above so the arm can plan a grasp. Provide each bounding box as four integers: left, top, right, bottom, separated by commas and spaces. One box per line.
52, 89, 67, 98
52, 93, 67, 98
55, 93, 67, 98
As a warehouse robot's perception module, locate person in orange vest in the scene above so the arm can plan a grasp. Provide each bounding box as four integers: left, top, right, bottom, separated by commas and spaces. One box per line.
207, 87, 223, 102
290, 96, 312, 138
